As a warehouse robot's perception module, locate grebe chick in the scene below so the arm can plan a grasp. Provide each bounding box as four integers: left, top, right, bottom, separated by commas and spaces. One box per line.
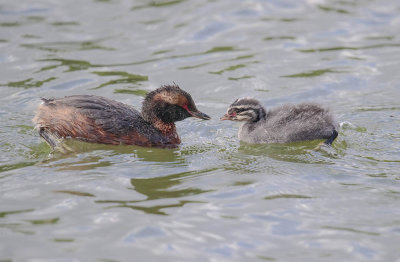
33, 84, 210, 148
220, 98, 338, 145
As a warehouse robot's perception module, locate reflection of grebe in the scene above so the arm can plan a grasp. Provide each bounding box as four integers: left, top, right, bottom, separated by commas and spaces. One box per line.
221, 98, 338, 145
33, 84, 210, 148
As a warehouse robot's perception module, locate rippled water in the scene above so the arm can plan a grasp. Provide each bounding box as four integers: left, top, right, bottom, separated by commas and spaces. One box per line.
1, 0, 400, 261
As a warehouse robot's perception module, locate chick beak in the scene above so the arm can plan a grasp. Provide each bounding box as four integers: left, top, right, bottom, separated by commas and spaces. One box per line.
220, 114, 231, 120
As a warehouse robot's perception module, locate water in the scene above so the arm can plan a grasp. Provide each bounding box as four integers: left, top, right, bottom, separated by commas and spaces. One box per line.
1, 0, 400, 261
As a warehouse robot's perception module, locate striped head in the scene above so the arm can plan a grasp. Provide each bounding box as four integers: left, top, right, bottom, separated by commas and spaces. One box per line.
220, 98, 266, 122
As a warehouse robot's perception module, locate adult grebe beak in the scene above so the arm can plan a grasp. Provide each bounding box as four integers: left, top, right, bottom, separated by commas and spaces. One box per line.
190, 110, 211, 120
182, 104, 211, 120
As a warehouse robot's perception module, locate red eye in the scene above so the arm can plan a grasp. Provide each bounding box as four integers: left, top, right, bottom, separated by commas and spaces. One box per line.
231, 112, 237, 116
182, 104, 190, 112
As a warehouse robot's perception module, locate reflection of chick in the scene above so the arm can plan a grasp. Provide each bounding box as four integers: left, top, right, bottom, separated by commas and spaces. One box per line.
221, 98, 338, 145
33, 84, 210, 148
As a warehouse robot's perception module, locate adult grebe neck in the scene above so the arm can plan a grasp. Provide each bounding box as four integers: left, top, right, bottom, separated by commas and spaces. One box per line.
152, 118, 180, 144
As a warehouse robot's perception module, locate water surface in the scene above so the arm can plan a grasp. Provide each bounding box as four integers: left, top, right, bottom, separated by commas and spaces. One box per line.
1, 0, 400, 261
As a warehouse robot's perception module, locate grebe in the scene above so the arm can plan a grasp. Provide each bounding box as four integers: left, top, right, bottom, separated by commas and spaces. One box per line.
33, 84, 210, 148
220, 98, 338, 145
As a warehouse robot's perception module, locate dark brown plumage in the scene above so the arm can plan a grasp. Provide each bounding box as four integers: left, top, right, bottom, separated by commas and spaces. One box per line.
33, 84, 210, 148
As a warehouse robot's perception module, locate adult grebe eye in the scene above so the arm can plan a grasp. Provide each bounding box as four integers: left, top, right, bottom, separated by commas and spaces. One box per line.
181, 104, 189, 111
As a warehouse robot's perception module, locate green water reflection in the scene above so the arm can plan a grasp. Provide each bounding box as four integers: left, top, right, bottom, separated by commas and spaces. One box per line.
131, 0, 186, 10
91, 71, 148, 89
38, 46, 243, 72
0, 162, 36, 173
34, 140, 184, 170
317, 5, 350, 14
21, 39, 114, 52
282, 68, 348, 78
3, 77, 57, 88
27, 217, 59, 225
298, 43, 400, 53
0, 209, 34, 218
54, 190, 95, 197
97, 169, 214, 215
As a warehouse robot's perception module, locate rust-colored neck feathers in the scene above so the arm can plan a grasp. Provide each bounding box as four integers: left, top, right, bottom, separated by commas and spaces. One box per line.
152, 118, 180, 144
